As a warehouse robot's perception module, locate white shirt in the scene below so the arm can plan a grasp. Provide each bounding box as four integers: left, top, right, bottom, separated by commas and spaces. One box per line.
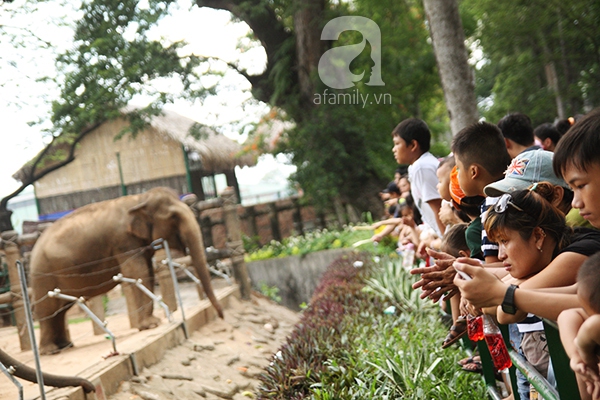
408, 152, 442, 237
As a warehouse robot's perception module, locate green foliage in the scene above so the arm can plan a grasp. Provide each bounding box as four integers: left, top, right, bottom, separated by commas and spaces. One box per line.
465, 0, 600, 124
256, 254, 487, 399
243, 225, 397, 262
259, 283, 282, 303
363, 258, 429, 314
51, 0, 214, 139
257, 0, 448, 213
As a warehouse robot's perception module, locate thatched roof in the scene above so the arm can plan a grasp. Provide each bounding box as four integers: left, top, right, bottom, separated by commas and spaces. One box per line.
149, 108, 256, 171
13, 109, 256, 182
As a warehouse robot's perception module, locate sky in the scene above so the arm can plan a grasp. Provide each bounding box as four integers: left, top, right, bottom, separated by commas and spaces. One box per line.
0, 0, 295, 200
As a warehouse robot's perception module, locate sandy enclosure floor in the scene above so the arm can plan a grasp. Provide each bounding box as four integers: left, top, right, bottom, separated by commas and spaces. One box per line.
0, 279, 299, 400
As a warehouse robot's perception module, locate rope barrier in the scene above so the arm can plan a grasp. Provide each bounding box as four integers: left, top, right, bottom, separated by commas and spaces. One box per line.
28, 245, 152, 277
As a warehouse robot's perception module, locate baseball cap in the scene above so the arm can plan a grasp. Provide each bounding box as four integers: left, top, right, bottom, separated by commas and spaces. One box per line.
484, 150, 570, 197
382, 181, 401, 195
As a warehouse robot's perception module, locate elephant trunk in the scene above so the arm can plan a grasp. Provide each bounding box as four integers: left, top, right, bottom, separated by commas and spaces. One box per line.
182, 221, 224, 319
0, 348, 95, 393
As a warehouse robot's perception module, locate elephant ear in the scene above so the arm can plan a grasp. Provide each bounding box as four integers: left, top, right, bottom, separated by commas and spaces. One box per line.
128, 201, 152, 240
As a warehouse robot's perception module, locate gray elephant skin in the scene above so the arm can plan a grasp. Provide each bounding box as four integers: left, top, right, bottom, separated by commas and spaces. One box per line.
30, 187, 224, 355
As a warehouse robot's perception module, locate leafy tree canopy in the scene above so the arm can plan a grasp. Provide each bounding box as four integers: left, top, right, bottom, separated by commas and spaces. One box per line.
464, 0, 600, 125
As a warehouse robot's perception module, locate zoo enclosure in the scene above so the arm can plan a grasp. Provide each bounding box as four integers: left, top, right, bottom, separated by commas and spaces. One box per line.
0, 187, 251, 353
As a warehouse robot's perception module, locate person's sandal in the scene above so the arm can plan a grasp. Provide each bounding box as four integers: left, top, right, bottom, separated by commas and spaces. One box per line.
441, 316, 467, 349
461, 360, 483, 374
458, 354, 480, 366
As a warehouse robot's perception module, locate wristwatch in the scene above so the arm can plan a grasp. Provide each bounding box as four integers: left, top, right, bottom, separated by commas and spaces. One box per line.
501, 284, 519, 315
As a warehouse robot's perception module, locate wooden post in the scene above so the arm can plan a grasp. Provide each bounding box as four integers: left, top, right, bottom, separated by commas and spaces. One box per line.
221, 187, 252, 300
292, 198, 304, 234
1, 230, 31, 351
269, 203, 282, 242
318, 211, 327, 230
245, 206, 258, 239
88, 296, 106, 335
200, 215, 214, 248
153, 251, 177, 312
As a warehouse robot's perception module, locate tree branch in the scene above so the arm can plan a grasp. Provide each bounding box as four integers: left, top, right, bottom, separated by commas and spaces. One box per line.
1, 122, 102, 209
195, 0, 296, 105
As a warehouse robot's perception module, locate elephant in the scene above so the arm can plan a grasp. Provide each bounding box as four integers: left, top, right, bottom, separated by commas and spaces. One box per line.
0, 347, 95, 392
30, 187, 224, 355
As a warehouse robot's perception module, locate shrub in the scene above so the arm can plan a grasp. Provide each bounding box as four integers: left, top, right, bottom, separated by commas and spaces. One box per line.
256, 255, 487, 399
244, 226, 397, 262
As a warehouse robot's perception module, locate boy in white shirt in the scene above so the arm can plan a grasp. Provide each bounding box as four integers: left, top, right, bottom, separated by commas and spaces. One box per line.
391, 118, 445, 237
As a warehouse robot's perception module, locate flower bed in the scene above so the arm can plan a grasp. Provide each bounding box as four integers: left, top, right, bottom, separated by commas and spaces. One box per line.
256, 253, 487, 399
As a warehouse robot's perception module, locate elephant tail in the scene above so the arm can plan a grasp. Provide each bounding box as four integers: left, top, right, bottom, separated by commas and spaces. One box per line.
0, 348, 95, 393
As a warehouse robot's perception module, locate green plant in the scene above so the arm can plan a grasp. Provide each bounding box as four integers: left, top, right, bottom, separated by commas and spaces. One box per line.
363, 258, 430, 314
259, 283, 282, 303
255, 255, 487, 399
244, 225, 397, 262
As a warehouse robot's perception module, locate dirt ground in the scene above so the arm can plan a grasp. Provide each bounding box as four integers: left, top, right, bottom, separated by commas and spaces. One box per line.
107, 292, 300, 400
0, 280, 300, 400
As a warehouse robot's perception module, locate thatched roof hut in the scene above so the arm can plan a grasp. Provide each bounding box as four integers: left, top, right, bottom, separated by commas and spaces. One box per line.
15, 109, 256, 219
141, 108, 255, 172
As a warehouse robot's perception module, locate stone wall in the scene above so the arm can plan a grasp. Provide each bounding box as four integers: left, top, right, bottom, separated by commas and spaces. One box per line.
246, 249, 352, 310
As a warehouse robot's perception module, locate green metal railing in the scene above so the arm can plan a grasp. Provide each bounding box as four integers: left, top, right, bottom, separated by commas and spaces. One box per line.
473, 320, 581, 400
544, 319, 581, 400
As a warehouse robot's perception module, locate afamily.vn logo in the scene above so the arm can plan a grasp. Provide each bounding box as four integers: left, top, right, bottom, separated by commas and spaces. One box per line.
318, 16, 385, 89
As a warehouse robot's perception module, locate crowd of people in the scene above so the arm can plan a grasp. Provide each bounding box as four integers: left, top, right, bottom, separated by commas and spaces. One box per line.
370, 108, 600, 400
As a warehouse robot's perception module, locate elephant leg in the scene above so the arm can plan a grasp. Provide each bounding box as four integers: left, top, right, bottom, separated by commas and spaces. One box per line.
121, 258, 160, 331
38, 300, 73, 355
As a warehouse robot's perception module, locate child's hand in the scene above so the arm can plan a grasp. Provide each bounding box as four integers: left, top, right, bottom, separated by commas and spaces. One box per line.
575, 315, 600, 376
570, 351, 589, 375
570, 347, 600, 399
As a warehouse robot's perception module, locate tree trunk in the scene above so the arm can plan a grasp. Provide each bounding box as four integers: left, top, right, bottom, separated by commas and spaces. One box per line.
539, 31, 565, 119
293, 0, 324, 103
422, 0, 479, 134
544, 61, 565, 119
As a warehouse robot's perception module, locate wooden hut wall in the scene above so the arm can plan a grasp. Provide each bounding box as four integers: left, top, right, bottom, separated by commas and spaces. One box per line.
37, 175, 189, 215
35, 119, 189, 215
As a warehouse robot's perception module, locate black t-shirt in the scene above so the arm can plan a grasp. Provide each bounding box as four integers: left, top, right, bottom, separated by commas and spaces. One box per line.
556, 227, 600, 258
519, 227, 600, 328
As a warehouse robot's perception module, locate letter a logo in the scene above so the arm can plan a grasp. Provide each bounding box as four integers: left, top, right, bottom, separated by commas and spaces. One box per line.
318, 16, 385, 89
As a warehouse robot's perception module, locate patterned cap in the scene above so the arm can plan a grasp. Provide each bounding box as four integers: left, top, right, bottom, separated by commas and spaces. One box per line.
484, 150, 570, 197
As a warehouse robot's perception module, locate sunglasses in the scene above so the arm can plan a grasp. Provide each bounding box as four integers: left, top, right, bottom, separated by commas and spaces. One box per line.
494, 193, 524, 214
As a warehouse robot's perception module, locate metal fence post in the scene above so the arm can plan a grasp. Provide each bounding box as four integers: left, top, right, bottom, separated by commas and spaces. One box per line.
17, 261, 45, 400
0, 361, 23, 400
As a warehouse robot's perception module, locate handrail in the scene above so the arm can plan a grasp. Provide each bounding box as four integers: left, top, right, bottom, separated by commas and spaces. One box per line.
476, 322, 562, 400
508, 348, 559, 400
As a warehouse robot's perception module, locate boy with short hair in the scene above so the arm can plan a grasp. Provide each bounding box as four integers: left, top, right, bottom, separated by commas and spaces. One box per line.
497, 112, 540, 158
391, 118, 445, 237
553, 108, 600, 399
451, 121, 512, 263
